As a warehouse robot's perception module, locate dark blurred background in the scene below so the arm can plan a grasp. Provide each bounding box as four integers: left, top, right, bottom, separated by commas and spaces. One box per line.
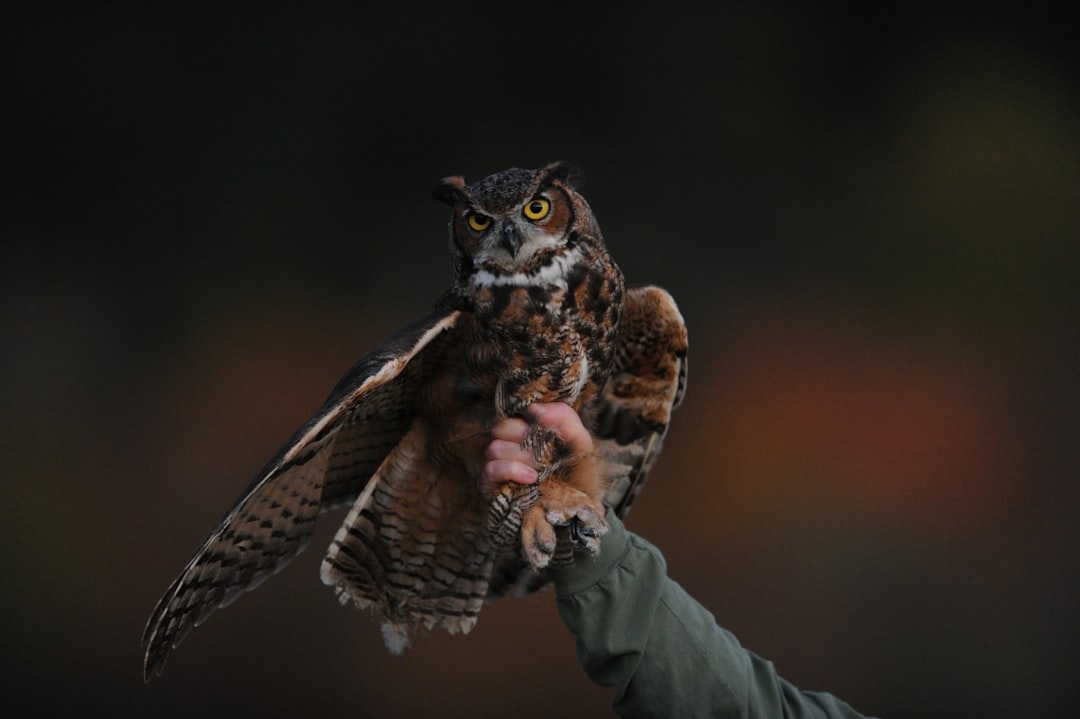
3, 4, 1078, 717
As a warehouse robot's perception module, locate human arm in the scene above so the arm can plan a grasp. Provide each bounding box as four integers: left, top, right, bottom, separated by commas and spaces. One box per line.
485, 403, 873, 719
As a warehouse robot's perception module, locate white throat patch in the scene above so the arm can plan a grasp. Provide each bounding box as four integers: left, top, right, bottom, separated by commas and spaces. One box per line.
472, 245, 583, 291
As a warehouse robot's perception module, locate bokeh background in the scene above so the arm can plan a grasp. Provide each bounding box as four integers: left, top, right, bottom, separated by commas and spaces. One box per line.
4, 4, 1078, 717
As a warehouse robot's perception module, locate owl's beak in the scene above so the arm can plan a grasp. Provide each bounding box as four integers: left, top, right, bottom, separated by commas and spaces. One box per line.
501, 223, 522, 257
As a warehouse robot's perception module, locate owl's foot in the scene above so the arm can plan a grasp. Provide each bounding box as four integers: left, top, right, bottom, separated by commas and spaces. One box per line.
520, 482, 608, 570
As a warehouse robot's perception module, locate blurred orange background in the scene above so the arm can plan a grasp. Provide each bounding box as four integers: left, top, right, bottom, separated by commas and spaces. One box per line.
3, 5, 1078, 717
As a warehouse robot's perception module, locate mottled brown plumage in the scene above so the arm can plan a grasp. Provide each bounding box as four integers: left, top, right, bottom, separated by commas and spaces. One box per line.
142, 162, 687, 679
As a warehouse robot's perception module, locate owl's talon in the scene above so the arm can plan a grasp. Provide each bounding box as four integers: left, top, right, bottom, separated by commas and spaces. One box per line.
546, 504, 606, 547
569, 519, 598, 543
569, 515, 606, 555
552, 517, 595, 544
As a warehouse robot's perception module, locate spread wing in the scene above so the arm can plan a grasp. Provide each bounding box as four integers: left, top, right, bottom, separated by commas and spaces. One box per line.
141, 299, 461, 681
594, 284, 688, 516
487, 285, 687, 598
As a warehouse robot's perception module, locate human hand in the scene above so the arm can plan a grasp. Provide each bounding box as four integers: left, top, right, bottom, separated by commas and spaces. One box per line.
482, 403, 594, 491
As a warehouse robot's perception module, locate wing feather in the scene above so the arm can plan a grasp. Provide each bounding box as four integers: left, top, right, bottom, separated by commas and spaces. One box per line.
141, 301, 461, 680
594, 284, 688, 516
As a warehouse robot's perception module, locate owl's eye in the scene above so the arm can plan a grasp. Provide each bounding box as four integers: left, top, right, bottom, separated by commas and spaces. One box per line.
523, 198, 551, 221
467, 214, 492, 232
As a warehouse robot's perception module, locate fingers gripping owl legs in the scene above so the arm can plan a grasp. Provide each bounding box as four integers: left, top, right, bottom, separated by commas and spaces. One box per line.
484, 404, 608, 570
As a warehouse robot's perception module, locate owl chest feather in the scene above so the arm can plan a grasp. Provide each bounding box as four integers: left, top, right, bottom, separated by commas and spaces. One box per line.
465, 254, 624, 416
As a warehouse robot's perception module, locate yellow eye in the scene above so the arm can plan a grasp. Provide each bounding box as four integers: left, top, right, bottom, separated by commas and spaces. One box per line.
467, 214, 492, 232
523, 197, 551, 221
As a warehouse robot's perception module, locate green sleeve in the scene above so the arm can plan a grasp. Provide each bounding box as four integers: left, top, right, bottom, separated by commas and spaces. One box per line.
546, 513, 872, 719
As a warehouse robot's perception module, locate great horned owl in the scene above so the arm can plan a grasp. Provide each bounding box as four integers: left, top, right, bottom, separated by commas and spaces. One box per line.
142, 161, 687, 679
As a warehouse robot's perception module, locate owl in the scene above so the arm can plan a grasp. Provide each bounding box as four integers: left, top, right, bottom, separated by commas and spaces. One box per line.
142, 161, 688, 679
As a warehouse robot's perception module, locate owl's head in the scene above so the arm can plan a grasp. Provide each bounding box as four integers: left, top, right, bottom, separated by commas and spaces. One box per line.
433, 161, 601, 286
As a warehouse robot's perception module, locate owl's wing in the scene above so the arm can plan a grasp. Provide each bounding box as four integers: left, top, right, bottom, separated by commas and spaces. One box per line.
487, 285, 686, 599
141, 300, 461, 681
594, 284, 688, 517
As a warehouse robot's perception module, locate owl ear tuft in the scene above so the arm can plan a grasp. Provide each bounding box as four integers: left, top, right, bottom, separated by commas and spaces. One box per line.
432, 176, 467, 206
544, 161, 585, 191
